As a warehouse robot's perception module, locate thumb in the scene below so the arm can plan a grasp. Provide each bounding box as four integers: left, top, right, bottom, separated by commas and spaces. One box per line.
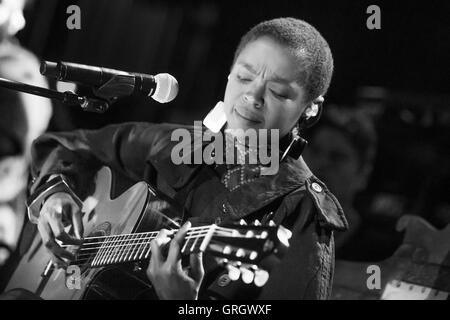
189, 251, 204, 282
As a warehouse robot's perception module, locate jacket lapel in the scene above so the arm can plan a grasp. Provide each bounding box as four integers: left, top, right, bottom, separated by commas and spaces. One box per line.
222, 157, 312, 219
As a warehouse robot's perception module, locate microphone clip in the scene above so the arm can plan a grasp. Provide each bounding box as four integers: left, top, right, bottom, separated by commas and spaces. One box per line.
62, 90, 111, 113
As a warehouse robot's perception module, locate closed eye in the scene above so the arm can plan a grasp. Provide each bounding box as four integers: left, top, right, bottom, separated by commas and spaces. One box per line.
270, 90, 288, 99
236, 74, 252, 83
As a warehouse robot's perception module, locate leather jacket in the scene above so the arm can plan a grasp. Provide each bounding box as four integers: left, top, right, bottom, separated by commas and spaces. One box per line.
28, 122, 348, 299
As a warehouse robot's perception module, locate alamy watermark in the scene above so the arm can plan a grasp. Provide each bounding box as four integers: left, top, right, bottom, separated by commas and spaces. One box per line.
170, 121, 280, 175
366, 5, 381, 30
66, 5, 81, 30
366, 264, 381, 290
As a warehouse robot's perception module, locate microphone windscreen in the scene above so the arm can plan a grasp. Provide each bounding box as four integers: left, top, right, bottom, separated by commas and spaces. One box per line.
152, 73, 178, 103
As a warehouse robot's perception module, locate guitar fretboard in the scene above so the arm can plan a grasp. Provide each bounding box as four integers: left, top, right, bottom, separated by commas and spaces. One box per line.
71, 225, 218, 267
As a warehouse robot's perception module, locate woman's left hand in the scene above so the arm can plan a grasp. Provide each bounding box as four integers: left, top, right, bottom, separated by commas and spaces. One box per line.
146, 221, 205, 300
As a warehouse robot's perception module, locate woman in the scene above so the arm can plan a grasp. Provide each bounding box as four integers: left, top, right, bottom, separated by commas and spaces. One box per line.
25, 17, 347, 300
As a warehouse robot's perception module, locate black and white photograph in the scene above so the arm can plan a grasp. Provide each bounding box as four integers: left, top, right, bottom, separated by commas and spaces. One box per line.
0, 0, 448, 304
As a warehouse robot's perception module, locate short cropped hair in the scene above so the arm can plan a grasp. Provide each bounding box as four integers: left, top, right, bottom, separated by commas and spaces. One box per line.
233, 17, 334, 104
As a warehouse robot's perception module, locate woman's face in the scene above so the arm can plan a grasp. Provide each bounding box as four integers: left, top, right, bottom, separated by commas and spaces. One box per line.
223, 36, 308, 138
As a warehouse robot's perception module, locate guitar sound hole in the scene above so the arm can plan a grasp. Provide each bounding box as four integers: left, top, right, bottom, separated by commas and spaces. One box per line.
74, 222, 112, 273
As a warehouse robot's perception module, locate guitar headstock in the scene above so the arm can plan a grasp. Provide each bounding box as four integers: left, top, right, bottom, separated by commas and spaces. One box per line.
204, 219, 292, 287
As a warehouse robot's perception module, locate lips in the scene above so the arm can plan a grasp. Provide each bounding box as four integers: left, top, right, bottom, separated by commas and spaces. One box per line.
234, 106, 264, 123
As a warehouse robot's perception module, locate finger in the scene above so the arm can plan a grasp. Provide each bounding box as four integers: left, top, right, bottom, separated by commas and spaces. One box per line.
38, 220, 75, 261
149, 229, 171, 267
150, 239, 162, 268
46, 209, 83, 245
70, 206, 84, 240
167, 221, 191, 265
189, 252, 205, 282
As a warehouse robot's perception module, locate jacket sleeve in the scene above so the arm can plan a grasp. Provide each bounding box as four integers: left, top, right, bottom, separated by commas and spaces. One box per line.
258, 177, 348, 300
29, 122, 174, 199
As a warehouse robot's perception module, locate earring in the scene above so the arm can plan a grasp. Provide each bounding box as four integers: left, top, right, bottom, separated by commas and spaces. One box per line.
281, 126, 308, 161
203, 101, 227, 133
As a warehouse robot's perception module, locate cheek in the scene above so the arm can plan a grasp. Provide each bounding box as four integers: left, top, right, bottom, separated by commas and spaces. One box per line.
223, 81, 245, 117
266, 101, 303, 134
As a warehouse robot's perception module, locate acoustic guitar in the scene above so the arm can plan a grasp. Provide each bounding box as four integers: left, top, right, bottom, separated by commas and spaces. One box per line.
4, 167, 290, 299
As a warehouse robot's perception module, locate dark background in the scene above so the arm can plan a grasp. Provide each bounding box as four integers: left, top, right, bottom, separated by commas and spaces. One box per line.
16, 0, 450, 230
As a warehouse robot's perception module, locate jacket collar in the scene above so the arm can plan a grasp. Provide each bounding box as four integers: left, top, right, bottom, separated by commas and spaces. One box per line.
150, 124, 313, 218
221, 156, 312, 219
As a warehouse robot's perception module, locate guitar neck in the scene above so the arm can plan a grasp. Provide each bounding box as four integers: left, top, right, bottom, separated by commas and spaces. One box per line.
71, 225, 217, 268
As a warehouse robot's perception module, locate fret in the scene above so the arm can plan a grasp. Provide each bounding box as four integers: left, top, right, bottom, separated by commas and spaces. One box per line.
199, 225, 216, 252
113, 235, 127, 264
134, 233, 146, 260
101, 235, 118, 266
128, 234, 141, 262
120, 234, 134, 263
85, 226, 221, 268
140, 233, 154, 260
144, 233, 154, 259
90, 239, 102, 267
92, 236, 111, 267
106, 234, 122, 265
101, 235, 114, 265
125, 233, 141, 261
96, 236, 111, 266
189, 236, 201, 253
181, 234, 191, 255
190, 234, 200, 253
115, 234, 128, 263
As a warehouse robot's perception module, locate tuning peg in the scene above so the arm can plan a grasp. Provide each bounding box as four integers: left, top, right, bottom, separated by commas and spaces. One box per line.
216, 258, 229, 266
277, 225, 292, 247
245, 230, 254, 238
239, 219, 247, 225
253, 220, 261, 226
249, 251, 258, 260
236, 248, 246, 258
222, 246, 232, 255
227, 264, 241, 281
240, 267, 255, 284
254, 269, 270, 287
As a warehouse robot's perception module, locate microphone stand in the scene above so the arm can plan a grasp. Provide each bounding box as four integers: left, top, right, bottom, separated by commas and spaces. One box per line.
0, 77, 110, 113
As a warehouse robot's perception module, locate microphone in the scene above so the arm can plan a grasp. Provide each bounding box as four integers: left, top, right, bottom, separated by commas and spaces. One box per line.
40, 61, 178, 103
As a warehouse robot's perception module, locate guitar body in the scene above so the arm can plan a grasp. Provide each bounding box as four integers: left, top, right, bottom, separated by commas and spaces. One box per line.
5, 167, 182, 300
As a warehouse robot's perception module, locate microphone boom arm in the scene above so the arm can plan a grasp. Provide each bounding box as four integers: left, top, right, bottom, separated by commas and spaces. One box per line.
0, 77, 110, 113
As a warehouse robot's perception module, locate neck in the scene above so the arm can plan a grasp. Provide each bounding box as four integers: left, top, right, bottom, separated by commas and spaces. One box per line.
71, 225, 219, 268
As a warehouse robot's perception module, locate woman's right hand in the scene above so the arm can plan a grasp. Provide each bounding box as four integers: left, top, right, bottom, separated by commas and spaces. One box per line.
37, 192, 84, 267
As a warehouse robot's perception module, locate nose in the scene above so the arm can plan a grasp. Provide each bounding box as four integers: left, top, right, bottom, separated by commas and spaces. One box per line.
244, 81, 264, 109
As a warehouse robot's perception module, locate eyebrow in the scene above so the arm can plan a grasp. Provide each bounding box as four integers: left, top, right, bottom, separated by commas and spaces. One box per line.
238, 62, 292, 85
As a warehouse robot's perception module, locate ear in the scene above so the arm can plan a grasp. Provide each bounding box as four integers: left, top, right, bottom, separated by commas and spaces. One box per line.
305, 96, 324, 118
299, 96, 324, 129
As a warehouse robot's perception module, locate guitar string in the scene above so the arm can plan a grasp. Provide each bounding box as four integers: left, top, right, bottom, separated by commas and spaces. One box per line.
73, 238, 232, 266
71, 230, 247, 265
61, 230, 237, 256
70, 225, 233, 243
61, 228, 231, 250
79, 230, 215, 266
72, 233, 227, 266
72, 229, 234, 257
59, 224, 263, 266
